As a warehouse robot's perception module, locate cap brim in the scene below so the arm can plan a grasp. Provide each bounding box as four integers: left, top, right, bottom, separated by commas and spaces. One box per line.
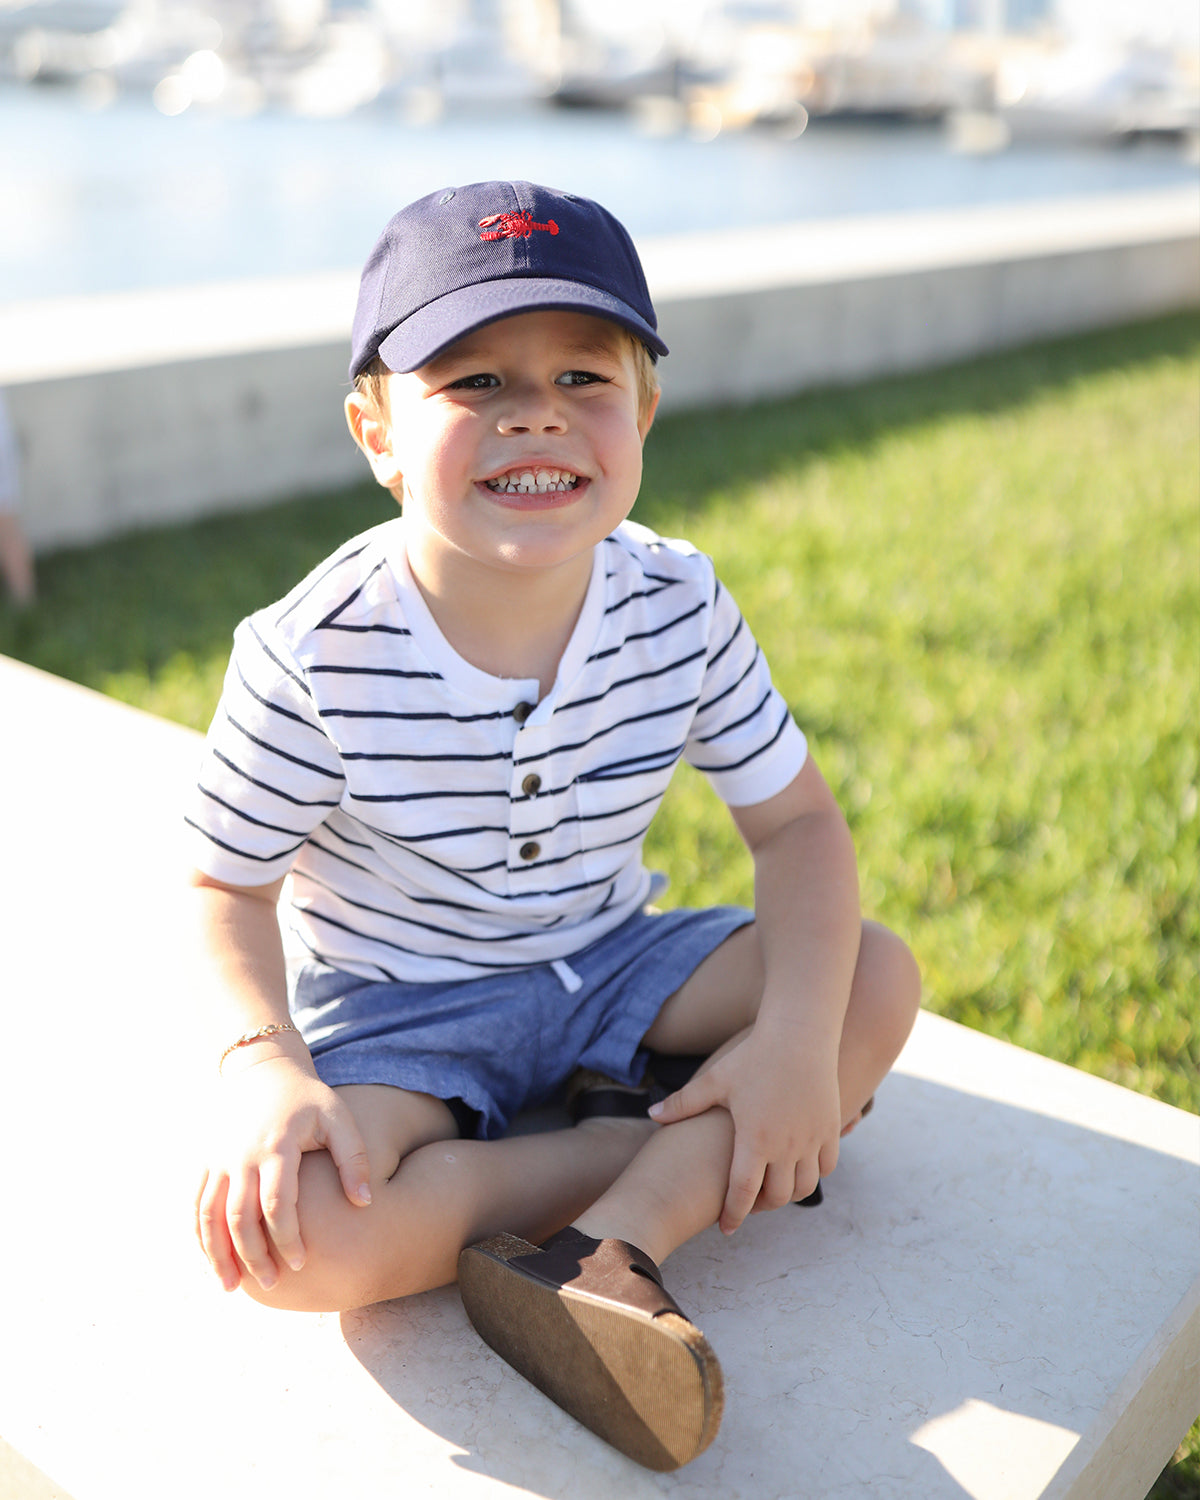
376, 276, 668, 373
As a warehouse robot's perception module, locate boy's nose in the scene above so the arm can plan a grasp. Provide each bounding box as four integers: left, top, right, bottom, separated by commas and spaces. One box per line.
496, 383, 567, 435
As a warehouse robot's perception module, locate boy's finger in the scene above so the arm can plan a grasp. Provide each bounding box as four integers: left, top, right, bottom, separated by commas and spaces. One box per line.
325, 1112, 373, 1208
226, 1171, 280, 1291
719, 1146, 763, 1235
648, 1070, 719, 1125
792, 1158, 821, 1205
197, 1173, 241, 1292
193, 1168, 210, 1250
258, 1152, 306, 1272
757, 1160, 798, 1213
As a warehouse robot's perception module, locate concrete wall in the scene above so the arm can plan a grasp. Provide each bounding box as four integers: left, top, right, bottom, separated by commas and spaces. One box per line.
1, 187, 1196, 553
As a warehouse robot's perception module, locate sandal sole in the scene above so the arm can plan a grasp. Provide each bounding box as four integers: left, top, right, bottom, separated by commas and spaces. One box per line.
459, 1233, 723, 1471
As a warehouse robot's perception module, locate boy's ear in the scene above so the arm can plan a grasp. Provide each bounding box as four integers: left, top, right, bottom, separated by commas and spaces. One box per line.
345, 390, 404, 491
638, 387, 661, 442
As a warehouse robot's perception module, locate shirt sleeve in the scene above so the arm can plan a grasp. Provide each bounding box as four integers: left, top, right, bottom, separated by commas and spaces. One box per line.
684, 573, 808, 807
185, 613, 347, 885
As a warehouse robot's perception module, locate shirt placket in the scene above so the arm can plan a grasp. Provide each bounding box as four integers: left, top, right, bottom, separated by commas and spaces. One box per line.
508, 698, 550, 890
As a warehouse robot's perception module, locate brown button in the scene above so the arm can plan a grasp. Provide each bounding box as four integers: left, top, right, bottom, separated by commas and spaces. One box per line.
519, 841, 540, 862
521, 773, 542, 797
513, 701, 535, 725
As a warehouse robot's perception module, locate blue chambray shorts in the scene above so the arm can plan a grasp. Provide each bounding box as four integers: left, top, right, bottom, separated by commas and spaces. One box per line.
288, 904, 753, 1140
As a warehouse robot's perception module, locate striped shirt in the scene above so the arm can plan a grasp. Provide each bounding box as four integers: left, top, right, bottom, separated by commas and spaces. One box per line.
187, 517, 808, 983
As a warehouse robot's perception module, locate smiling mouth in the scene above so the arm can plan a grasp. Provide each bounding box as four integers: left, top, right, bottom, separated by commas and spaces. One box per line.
484, 467, 582, 496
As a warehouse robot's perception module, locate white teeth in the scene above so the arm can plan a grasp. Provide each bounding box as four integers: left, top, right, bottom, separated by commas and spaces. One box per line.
486, 467, 580, 495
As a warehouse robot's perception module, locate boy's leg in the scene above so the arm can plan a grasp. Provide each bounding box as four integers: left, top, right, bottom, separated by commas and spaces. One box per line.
454, 919, 919, 1469
573, 918, 921, 1263
239, 1084, 656, 1312
0, 513, 35, 606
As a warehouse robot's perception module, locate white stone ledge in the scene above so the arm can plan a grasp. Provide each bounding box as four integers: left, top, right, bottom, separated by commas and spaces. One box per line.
640, 187, 1200, 297
1, 187, 1196, 552
0, 270, 361, 385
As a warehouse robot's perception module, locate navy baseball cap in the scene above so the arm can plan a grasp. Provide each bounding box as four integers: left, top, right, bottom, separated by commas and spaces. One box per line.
349, 180, 668, 380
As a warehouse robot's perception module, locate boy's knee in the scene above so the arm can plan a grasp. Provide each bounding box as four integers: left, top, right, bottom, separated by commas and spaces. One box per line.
237, 1152, 429, 1313
856, 921, 922, 1043
882, 923, 921, 1009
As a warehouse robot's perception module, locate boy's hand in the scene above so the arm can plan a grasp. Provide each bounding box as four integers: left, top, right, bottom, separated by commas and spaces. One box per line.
195, 1055, 372, 1293
651, 1024, 842, 1235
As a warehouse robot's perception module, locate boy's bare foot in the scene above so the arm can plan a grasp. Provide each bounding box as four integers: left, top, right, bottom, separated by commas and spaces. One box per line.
458, 1226, 723, 1471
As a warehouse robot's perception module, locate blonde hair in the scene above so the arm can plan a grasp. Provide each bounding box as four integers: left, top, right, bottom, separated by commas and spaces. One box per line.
353, 327, 660, 425
625, 334, 662, 424
354, 357, 391, 419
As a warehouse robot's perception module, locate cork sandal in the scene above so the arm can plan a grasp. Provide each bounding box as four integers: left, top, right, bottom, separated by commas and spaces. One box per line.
458, 1226, 723, 1471
564, 1066, 662, 1124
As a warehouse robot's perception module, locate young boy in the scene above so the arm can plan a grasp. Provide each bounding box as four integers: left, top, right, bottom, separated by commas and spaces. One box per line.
189, 181, 920, 1472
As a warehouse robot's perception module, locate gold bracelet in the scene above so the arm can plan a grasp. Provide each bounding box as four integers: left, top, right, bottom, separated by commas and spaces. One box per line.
219, 1022, 299, 1073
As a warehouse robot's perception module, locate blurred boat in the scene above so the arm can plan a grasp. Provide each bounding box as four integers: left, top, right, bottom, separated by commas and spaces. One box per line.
1, 0, 133, 83
993, 40, 1200, 143
666, 13, 990, 140
2, 0, 1196, 152
797, 18, 989, 121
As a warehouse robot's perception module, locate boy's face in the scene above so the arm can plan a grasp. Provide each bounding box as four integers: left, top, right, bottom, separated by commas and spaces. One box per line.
350, 310, 658, 589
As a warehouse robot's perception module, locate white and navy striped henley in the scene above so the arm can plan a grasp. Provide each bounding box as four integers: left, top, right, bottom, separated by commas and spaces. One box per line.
187, 517, 808, 983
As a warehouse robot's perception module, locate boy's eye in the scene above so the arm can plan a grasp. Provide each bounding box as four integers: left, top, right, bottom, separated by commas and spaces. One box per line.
557, 370, 610, 387
448, 373, 499, 390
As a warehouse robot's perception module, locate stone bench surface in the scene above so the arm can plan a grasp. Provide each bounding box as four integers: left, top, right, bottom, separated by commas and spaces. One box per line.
1, 654, 1196, 1500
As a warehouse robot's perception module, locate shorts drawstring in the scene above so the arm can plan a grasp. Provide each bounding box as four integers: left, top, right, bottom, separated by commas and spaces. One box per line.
551, 958, 584, 994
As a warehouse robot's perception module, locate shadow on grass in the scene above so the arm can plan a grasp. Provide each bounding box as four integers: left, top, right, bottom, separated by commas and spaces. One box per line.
636, 311, 1200, 530
2, 311, 1197, 709
0, 476, 394, 692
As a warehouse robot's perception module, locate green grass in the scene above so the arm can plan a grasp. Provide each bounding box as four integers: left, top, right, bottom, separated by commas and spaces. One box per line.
4, 313, 1198, 1494
634, 314, 1200, 1119
1156, 1423, 1200, 1500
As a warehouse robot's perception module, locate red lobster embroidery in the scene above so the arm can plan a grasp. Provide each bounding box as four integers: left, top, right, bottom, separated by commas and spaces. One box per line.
479, 211, 559, 241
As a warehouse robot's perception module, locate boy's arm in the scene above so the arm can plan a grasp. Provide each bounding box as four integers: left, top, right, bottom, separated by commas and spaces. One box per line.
650, 755, 861, 1234
190, 871, 372, 1292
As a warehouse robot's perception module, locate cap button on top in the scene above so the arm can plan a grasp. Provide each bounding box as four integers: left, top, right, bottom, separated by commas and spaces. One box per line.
513, 701, 535, 725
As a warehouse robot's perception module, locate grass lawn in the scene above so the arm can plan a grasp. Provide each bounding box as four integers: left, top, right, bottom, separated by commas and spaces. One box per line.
4, 311, 1198, 1492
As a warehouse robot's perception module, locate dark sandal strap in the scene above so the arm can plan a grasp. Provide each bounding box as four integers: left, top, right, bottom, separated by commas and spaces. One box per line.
570, 1085, 656, 1123
518, 1227, 686, 1320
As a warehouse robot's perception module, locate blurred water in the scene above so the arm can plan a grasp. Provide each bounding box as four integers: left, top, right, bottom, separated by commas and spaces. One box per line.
3, 82, 1197, 306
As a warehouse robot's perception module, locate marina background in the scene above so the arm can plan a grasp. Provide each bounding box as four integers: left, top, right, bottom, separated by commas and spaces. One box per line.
2, 0, 1198, 305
